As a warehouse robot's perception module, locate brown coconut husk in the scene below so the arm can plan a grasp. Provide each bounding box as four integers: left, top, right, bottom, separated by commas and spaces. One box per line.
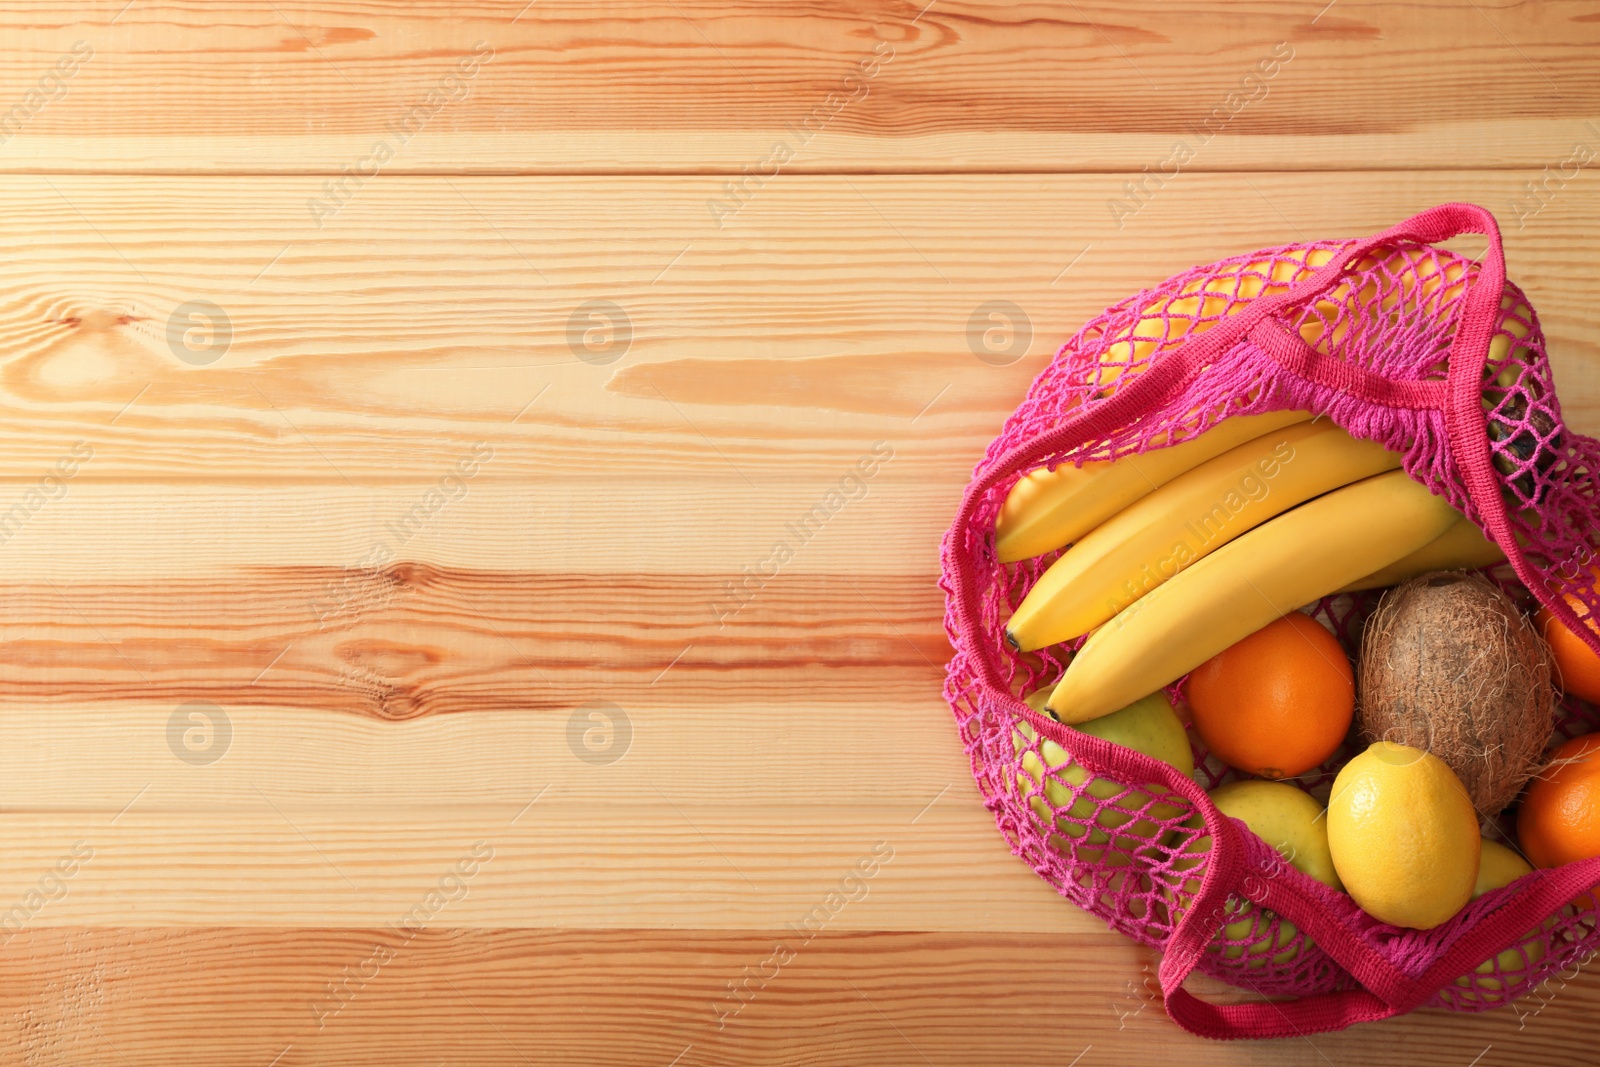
1357, 571, 1556, 815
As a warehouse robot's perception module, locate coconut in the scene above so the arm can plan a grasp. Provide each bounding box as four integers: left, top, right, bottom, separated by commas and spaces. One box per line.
1356, 571, 1555, 815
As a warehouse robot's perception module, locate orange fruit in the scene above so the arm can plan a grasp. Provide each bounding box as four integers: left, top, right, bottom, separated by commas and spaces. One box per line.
1185, 612, 1354, 779
1518, 732, 1600, 869
1538, 595, 1600, 706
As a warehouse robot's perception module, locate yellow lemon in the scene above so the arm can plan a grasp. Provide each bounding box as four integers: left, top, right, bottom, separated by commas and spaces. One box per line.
1457, 839, 1544, 994
1326, 742, 1480, 930
1011, 690, 1194, 864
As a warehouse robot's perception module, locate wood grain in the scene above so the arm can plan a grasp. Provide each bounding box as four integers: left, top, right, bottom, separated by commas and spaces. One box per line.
0, 804, 1073, 930
0, 2, 1596, 173
1, 928, 1596, 1067
0, 484, 956, 580
0, 705, 964, 812
0, 173, 1593, 492
0, 569, 948, 717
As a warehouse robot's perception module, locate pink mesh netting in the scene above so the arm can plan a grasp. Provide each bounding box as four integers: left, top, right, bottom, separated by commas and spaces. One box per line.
938, 204, 1600, 1039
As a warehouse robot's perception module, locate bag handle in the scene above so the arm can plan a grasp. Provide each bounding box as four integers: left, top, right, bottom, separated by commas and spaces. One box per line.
1431, 215, 1600, 666
1160, 853, 1600, 1040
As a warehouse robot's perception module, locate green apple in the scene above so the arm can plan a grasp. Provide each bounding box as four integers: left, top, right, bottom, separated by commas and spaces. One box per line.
1011, 689, 1194, 865
1457, 838, 1544, 995
1210, 780, 1343, 892
1208, 780, 1342, 968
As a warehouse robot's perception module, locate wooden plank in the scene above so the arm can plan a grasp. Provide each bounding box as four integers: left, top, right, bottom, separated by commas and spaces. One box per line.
0, 928, 1595, 1067
0, 570, 948, 716
0, 2, 1596, 173
0, 484, 954, 577
0, 705, 958, 809
0, 804, 1083, 930
0, 573, 978, 931
0, 172, 1593, 493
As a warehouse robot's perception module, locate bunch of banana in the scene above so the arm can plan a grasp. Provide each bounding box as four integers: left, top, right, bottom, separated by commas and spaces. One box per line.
996, 414, 1500, 725
1043, 470, 1460, 723
1336, 518, 1505, 593
994, 409, 1310, 562
1006, 419, 1402, 651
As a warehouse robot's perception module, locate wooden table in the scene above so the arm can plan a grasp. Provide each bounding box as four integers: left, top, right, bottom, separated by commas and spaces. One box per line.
0, 3, 1597, 1063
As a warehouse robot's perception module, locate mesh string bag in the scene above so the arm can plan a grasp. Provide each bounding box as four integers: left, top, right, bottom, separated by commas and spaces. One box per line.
938, 204, 1600, 1038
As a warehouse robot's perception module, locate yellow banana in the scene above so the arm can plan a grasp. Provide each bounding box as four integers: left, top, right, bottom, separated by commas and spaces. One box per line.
994, 409, 1311, 563
1046, 470, 1459, 724
1294, 249, 1471, 355
1481, 290, 1561, 502
1486, 291, 1535, 384
1096, 247, 1477, 392
1007, 421, 1401, 650
1337, 517, 1506, 592
1094, 248, 1340, 390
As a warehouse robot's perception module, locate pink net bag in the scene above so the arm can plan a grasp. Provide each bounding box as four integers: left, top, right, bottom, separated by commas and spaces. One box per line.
939, 204, 1600, 1038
